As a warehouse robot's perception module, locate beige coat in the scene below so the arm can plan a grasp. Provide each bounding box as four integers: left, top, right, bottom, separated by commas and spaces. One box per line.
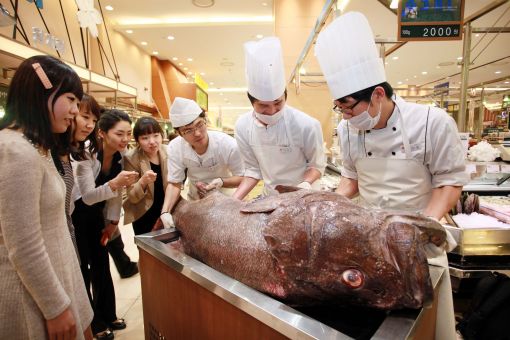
0, 129, 93, 339
123, 145, 169, 224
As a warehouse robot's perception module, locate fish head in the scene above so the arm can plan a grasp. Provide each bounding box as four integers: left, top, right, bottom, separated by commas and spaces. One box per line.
250, 191, 435, 309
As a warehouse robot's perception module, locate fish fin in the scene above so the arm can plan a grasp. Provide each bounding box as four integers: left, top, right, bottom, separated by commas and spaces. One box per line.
274, 185, 301, 193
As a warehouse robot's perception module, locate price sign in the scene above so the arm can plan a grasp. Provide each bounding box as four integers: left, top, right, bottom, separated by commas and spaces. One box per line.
398, 0, 465, 41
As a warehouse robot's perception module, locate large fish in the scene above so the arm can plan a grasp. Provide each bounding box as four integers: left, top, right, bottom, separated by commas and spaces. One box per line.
171, 189, 446, 310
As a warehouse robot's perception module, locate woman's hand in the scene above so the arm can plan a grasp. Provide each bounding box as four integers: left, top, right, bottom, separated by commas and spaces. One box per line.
46, 307, 77, 340
139, 170, 157, 187
101, 222, 119, 246
109, 171, 139, 191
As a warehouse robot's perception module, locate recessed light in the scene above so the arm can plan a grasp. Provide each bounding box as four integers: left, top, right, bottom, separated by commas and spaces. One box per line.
256, 34, 263, 39
397, 81, 402, 85
475, 34, 480, 37
152, 51, 158, 55
200, 72, 205, 76
457, 56, 463, 60
167, 35, 175, 40
505, 81, 509, 84
261, 2, 268, 6
187, 71, 193, 75
178, 62, 183, 66
413, 75, 417, 78
392, 56, 399, 60
141, 41, 147, 46
105, 5, 114, 11
126, 30, 133, 34
172, 57, 178, 61
210, 82, 214, 85
495, 70, 502, 74
187, 57, 193, 62
421, 71, 428, 75
183, 67, 188, 70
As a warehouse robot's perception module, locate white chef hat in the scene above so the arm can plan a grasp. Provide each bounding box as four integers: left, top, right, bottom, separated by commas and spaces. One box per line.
170, 97, 203, 128
244, 37, 286, 101
315, 11, 386, 100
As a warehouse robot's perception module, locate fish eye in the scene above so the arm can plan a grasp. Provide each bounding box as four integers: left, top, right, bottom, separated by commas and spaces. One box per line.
341, 269, 364, 288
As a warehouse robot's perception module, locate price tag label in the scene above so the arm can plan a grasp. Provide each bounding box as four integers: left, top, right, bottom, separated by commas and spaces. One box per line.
465, 164, 477, 174
486, 164, 501, 173
501, 164, 510, 173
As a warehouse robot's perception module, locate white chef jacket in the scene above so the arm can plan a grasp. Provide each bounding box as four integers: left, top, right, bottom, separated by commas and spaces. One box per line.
235, 105, 326, 182
339, 95, 469, 188
166, 130, 245, 184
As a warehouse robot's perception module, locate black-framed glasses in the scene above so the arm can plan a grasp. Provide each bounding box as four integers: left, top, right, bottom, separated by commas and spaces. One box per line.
180, 120, 206, 136
333, 99, 361, 114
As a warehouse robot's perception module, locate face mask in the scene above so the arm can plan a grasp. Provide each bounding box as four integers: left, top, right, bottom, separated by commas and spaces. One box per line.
347, 95, 382, 130
254, 109, 284, 126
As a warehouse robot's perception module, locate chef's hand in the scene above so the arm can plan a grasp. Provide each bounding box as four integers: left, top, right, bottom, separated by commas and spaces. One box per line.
297, 181, 312, 189
140, 170, 157, 187
110, 171, 139, 191
160, 212, 175, 228
204, 178, 223, 191
196, 181, 209, 198
46, 307, 77, 340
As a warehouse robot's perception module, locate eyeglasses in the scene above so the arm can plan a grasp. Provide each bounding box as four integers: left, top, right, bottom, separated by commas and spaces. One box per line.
180, 120, 206, 137
333, 99, 361, 114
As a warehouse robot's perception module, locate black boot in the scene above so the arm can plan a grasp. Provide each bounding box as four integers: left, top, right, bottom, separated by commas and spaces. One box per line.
106, 236, 138, 278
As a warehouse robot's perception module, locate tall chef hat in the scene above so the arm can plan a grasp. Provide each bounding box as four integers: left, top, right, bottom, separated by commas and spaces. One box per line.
244, 37, 286, 101
170, 97, 202, 128
315, 11, 386, 100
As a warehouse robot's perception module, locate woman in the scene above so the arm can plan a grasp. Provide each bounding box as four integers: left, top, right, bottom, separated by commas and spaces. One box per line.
72, 109, 139, 339
159, 97, 245, 228
52, 94, 100, 260
0, 55, 93, 339
123, 117, 168, 235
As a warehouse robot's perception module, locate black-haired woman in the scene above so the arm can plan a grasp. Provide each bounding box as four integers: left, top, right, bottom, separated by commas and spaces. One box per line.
123, 116, 169, 235
0, 55, 93, 339
72, 109, 139, 339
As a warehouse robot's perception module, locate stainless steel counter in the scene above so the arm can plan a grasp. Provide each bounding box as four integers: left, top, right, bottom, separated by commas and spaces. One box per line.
135, 229, 444, 340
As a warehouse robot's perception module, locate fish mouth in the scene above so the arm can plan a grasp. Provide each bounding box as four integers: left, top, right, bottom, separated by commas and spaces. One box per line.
385, 220, 434, 308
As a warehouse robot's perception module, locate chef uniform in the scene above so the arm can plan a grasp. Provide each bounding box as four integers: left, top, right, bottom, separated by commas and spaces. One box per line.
235, 37, 326, 195
315, 12, 469, 340
166, 98, 245, 200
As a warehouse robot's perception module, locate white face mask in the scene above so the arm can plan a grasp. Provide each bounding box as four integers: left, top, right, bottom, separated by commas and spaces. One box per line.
254, 108, 284, 125
347, 95, 382, 130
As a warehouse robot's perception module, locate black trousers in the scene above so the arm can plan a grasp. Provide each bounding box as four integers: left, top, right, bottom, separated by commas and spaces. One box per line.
72, 199, 117, 334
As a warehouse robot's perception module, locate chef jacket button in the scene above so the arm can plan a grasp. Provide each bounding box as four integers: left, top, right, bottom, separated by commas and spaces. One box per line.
392, 151, 396, 156
392, 127, 397, 131
368, 152, 372, 156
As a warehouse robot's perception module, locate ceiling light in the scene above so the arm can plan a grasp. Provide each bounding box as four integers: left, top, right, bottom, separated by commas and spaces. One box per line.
397, 81, 402, 85
192, 0, 215, 8
261, 2, 268, 6
413, 75, 417, 78
505, 81, 509, 84
421, 71, 428, 75
172, 57, 178, 61
152, 51, 158, 55
210, 82, 214, 85
141, 41, 147, 45
200, 72, 205, 76
178, 62, 183, 66
183, 67, 188, 70
167, 35, 175, 40
390, 0, 398, 9
392, 56, 399, 60
105, 5, 114, 11
385, 62, 388, 65
457, 57, 463, 60
495, 70, 502, 74
187, 71, 193, 75
256, 34, 263, 39
299, 67, 306, 75
475, 34, 480, 37
126, 30, 133, 34
187, 57, 193, 62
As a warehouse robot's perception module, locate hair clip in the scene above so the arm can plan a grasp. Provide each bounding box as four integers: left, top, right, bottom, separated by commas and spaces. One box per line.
32, 63, 53, 89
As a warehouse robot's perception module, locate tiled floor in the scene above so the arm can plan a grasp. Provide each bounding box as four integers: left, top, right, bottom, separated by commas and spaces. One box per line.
109, 221, 145, 340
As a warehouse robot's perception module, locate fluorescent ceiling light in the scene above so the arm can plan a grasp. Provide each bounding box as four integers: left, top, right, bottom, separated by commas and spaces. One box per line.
117, 16, 274, 26
167, 35, 175, 40
105, 5, 114, 11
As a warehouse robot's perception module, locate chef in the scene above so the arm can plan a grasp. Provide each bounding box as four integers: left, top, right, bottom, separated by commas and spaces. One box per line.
159, 97, 245, 228
233, 37, 326, 199
315, 12, 469, 340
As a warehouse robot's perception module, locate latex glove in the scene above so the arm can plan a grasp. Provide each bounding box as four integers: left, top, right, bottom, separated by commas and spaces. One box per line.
297, 181, 312, 189
160, 212, 175, 228
205, 178, 224, 191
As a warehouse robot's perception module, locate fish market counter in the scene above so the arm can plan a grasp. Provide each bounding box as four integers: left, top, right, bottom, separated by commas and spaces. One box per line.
135, 229, 444, 340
